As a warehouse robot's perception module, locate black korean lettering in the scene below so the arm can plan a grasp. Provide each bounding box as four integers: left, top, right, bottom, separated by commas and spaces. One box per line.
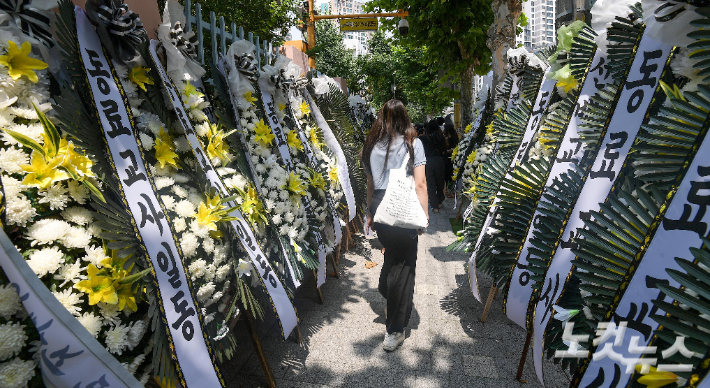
175, 110, 194, 135
663, 165, 710, 235
100, 100, 131, 138
645, 275, 670, 319
590, 56, 611, 90
560, 230, 582, 250
612, 302, 653, 341
517, 260, 530, 286
257, 254, 278, 288
137, 193, 166, 235
157, 241, 182, 289
557, 137, 583, 163
118, 149, 147, 186
194, 148, 214, 172
169, 290, 195, 341
539, 273, 561, 322
42, 345, 84, 376
589, 131, 628, 180
625, 50, 663, 113
73, 375, 110, 388
533, 91, 550, 115
29, 313, 52, 345
84, 49, 110, 79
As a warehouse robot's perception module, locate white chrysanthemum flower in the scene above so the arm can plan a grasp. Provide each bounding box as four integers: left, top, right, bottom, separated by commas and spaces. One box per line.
105, 323, 131, 355
0, 323, 26, 361
77, 312, 103, 338
174, 136, 191, 153
127, 353, 146, 374
288, 227, 298, 239
61, 207, 93, 225
204, 264, 216, 282
139, 132, 154, 150
188, 258, 207, 278
61, 226, 92, 249
0, 175, 22, 198
173, 217, 187, 233
53, 261, 85, 287
25, 219, 70, 245
279, 191, 290, 201
172, 173, 189, 184
66, 181, 88, 205
187, 192, 203, 207
195, 122, 210, 137
161, 195, 176, 210
27, 246, 65, 277
172, 186, 188, 198
5, 195, 36, 227
203, 237, 215, 253
98, 302, 121, 325
38, 183, 70, 210
83, 245, 106, 267
180, 233, 199, 257
52, 288, 83, 316
0, 147, 28, 174
174, 200, 196, 217
189, 219, 211, 239
0, 357, 35, 388
216, 264, 231, 282
0, 285, 22, 320
127, 320, 147, 350
155, 176, 175, 190
197, 282, 216, 303
213, 245, 228, 265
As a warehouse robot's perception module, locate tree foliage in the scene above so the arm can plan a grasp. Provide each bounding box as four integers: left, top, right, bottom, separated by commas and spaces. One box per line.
308, 20, 363, 94
362, 32, 454, 123
189, 0, 299, 45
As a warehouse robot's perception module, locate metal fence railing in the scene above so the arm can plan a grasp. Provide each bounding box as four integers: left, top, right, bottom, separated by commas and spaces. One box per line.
182, 0, 274, 70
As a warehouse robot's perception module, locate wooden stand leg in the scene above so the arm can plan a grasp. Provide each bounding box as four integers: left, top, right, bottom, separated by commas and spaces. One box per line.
244, 310, 276, 388
516, 328, 533, 382
313, 270, 324, 304
480, 286, 498, 323
455, 200, 465, 222
335, 243, 341, 266
295, 326, 303, 344
329, 252, 340, 278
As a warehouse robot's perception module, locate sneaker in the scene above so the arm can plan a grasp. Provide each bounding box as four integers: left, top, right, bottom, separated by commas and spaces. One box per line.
382, 332, 405, 351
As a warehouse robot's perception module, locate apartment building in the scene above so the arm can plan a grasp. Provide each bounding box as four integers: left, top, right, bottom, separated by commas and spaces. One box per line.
517, 0, 557, 51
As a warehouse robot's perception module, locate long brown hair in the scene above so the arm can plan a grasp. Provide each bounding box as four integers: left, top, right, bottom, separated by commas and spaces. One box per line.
362, 99, 416, 175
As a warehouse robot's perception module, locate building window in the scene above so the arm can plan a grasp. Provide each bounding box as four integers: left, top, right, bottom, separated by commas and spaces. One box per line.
547, 6, 553, 10
547, 31, 552, 35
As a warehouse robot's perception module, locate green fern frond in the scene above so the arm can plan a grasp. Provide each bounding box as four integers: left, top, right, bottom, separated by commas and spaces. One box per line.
605, 4, 645, 82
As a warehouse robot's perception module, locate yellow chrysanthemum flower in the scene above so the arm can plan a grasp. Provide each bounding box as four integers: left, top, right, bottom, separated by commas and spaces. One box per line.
636, 365, 678, 388
464, 123, 473, 134
206, 123, 230, 163
283, 171, 306, 197
309, 171, 327, 191
244, 91, 258, 106
299, 101, 311, 116
0, 41, 48, 83
254, 119, 275, 146
75, 264, 118, 306
451, 147, 459, 159
286, 130, 303, 151
129, 67, 154, 92
466, 151, 478, 165
154, 128, 179, 168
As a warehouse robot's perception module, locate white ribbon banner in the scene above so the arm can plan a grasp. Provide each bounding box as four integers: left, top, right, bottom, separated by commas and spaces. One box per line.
76, 11, 223, 386
467, 70, 556, 301
303, 90, 357, 222
507, 75, 522, 112
258, 80, 328, 287
532, 34, 672, 385
505, 50, 612, 329
0, 231, 142, 388
148, 40, 299, 339
577, 117, 710, 388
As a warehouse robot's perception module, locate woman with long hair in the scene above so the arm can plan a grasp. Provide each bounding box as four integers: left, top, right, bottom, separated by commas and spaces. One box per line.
362, 99, 428, 352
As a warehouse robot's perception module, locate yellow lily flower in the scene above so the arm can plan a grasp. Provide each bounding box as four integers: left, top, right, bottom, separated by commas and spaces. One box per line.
286, 130, 303, 151
60, 139, 95, 178
299, 101, 311, 116
308, 126, 323, 149
328, 165, 339, 185
184, 80, 203, 98
254, 119, 275, 146
244, 91, 257, 106
153, 128, 179, 168
21, 151, 69, 189
278, 103, 287, 111
0, 41, 48, 83
464, 123, 473, 134
206, 124, 230, 163
238, 185, 268, 226
636, 365, 678, 388
195, 194, 222, 231
129, 67, 154, 92
467, 151, 478, 165
309, 171, 327, 190
283, 171, 306, 197
75, 264, 118, 305
550, 64, 578, 94
451, 147, 459, 159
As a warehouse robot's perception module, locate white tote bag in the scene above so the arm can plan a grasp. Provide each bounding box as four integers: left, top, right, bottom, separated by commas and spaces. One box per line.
373, 153, 428, 229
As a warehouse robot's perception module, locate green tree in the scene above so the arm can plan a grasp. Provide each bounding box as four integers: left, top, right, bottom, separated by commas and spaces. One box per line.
362, 31, 454, 122
364, 0, 494, 127
308, 20, 363, 94
191, 0, 299, 45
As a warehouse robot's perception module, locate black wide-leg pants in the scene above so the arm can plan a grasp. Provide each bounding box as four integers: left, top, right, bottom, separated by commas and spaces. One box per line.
371, 190, 419, 335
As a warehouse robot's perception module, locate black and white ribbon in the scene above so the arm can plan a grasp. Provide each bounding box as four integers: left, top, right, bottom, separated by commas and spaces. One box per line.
234, 52, 258, 83
95, 1, 144, 46
169, 21, 197, 59
0, 0, 53, 48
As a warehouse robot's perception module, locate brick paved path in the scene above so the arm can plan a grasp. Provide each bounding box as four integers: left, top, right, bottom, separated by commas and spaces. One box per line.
223, 198, 571, 387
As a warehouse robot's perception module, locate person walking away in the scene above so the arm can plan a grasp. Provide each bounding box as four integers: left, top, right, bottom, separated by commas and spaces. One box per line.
443, 123, 459, 198
363, 99, 428, 352
419, 120, 447, 212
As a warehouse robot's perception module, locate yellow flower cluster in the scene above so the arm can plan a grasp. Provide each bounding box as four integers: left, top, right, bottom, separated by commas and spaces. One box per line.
75, 254, 148, 311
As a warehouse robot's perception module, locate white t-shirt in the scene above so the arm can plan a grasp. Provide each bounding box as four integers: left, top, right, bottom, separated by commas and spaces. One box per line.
364, 136, 426, 190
